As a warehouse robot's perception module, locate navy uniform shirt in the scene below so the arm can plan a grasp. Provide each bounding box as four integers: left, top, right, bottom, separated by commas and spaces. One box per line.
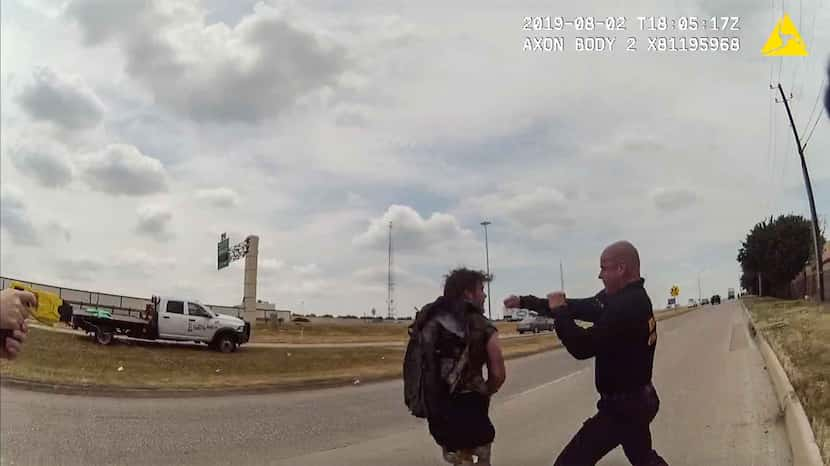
520, 278, 657, 395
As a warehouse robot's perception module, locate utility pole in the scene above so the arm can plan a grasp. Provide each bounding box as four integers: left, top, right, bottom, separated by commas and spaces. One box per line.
481, 221, 492, 320
776, 83, 824, 302
758, 272, 763, 297
698, 272, 702, 303
387, 222, 396, 319
559, 260, 565, 291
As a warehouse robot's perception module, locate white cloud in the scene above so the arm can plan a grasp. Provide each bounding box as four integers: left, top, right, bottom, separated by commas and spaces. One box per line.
65, 0, 349, 123
7, 137, 74, 188
652, 187, 700, 212
45, 220, 72, 243
17, 67, 104, 130
353, 204, 475, 253
260, 258, 286, 274
54, 248, 177, 284
3, 0, 828, 318
292, 263, 321, 275
80, 144, 168, 196
468, 186, 570, 228
0, 185, 39, 246
135, 203, 174, 240
352, 264, 435, 289
196, 187, 241, 208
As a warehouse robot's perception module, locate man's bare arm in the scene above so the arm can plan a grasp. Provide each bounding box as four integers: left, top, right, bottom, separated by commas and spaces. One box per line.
485, 332, 506, 395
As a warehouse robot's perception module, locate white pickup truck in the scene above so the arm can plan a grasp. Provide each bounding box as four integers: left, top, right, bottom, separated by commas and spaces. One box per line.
61, 295, 251, 353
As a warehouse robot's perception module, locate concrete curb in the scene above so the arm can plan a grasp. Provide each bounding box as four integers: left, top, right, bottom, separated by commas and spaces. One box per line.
740, 299, 825, 466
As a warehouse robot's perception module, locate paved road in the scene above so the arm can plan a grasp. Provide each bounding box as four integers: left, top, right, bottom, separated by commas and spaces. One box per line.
2, 302, 790, 465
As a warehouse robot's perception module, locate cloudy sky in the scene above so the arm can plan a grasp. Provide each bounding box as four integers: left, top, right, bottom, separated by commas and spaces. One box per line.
2, 0, 829, 318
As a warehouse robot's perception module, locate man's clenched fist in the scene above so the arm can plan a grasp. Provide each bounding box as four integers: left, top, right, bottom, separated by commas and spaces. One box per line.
547, 292, 567, 309
1, 289, 35, 330
0, 288, 36, 360
503, 295, 520, 309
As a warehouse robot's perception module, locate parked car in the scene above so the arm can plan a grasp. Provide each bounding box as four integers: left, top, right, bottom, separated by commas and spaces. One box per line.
710, 294, 721, 305
687, 298, 697, 308
517, 316, 555, 334
700, 298, 710, 305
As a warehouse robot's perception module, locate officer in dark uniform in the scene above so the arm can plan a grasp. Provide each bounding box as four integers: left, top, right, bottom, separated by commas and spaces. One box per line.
505, 240, 668, 466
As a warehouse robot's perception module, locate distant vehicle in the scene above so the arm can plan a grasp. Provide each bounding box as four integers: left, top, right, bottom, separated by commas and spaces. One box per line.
61, 296, 250, 353
701, 298, 710, 305
727, 288, 736, 300
517, 316, 555, 334
710, 294, 721, 305
507, 309, 536, 322
687, 298, 697, 308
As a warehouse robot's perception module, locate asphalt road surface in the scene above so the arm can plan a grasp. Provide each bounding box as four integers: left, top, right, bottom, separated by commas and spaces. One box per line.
1, 301, 791, 465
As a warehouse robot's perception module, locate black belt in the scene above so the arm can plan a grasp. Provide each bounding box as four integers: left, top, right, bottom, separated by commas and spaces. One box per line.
600, 383, 654, 401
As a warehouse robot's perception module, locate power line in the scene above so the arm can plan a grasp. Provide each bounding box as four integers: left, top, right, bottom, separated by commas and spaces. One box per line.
790, 0, 804, 94
767, 0, 783, 211
387, 221, 395, 320
802, 75, 828, 137
774, 83, 825, 301
797, 0, 823, 125
766, 87, 774, 211
778, 57, 784, 84
803, 104, 825, 149
771, 85, 781, 210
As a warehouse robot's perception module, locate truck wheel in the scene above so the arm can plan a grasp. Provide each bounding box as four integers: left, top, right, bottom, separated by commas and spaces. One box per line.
95, 329, 114, 345
215, 334, 237, 353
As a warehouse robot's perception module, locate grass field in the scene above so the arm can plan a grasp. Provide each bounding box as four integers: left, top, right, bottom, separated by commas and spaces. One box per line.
251, 320, 519, 344
743, 297, 829, 464
0, 326, 552, 391
0, 306, 693, 392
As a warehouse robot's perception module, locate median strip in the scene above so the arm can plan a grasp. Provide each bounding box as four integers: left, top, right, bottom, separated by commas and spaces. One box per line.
1, 306, 695, 395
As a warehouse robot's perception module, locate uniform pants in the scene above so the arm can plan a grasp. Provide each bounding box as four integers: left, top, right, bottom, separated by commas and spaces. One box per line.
553, 384, 668, 466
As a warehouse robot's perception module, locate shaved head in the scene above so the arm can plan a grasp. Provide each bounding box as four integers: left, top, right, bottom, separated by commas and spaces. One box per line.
598, 240, 642, 293
602, 241, 641, 275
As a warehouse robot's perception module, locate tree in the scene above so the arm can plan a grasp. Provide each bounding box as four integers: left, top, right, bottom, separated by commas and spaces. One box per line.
737, 214, 825, 298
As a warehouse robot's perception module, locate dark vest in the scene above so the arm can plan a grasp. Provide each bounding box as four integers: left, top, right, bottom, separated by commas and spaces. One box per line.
458, 305, 497, 394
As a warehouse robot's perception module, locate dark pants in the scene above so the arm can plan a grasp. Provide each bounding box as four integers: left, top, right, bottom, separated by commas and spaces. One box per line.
554, 384, 667, 466
428, 392, 495, 451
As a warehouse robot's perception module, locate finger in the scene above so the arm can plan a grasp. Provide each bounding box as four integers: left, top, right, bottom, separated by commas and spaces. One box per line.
11, 329, 26, 343
0, 309, 24, 330
4, 338, 21, 358
16, 290, 37, 308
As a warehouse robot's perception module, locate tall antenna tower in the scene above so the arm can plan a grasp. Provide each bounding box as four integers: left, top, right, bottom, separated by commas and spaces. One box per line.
387, 222, 396, 319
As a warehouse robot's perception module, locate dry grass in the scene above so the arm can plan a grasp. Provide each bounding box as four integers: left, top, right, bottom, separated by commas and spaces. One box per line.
0, 327, 549, 391
0, 328, 403, 390
252, 320, 518, 344
1, 308, 691, 392
744, 297, 830, 464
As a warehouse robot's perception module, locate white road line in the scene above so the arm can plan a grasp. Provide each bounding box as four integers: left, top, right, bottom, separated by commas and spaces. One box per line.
504, 368, 591, 402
